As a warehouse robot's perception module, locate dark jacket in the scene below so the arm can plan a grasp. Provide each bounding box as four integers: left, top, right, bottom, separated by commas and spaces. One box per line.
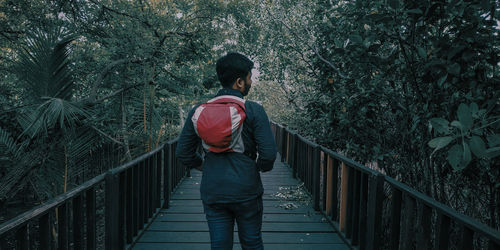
175, 88, 277, 204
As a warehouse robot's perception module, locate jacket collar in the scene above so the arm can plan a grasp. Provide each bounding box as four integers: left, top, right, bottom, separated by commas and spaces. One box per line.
216, 88, 244, 98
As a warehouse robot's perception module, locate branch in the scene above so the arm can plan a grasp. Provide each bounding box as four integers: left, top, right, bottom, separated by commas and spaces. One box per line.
88, 58, 143, 102
151, 35, 167, 58
0, 103, 38, 115
310, 45, 351, 79
304, 26, 352, 80
90, 0, 193, 38
397, 36, 424, 101
269, 9, 352, 80
121, 92, 133, 161
0, 32, 15, 41
93, 83, 142, 103
91, 126, 125, 145
89, 0, 135, 19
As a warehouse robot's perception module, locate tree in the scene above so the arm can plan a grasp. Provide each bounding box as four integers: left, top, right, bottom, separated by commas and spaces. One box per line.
0, 0, 256, 210
236, 0, 500, 231
0, 25, 101, 204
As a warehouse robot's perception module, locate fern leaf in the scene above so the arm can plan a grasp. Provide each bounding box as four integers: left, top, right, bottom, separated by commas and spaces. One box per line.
0, 128, 22, 160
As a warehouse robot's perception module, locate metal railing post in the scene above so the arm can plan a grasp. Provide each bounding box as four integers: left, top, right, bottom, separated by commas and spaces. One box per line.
292, 133, 298, 178
365, 174, 384, 250
86, 187, 96, 249
105, 172, 120, 249
163, 143, 172, 209
312, 145, 321, 211
281, 126, 287, 162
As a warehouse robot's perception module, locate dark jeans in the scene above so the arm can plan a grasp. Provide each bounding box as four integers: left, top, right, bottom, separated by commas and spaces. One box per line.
203, 196, 264, 250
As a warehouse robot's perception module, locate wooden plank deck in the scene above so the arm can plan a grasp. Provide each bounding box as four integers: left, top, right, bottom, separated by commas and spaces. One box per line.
133, 159, 350, 250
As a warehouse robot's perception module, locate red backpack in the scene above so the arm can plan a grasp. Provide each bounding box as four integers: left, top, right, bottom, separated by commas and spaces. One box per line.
191, 95, 246, 153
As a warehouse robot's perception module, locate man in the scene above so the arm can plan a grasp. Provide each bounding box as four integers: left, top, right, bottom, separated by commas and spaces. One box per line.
176, 52, 277, 249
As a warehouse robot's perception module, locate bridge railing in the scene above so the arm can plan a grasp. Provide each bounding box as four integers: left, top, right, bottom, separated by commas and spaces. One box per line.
0, 139, 186, 249
271, 122, 500, 250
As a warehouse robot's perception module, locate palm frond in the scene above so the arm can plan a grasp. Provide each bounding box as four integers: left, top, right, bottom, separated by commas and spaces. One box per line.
66, 126, 103, 180
17, 106, 48, 138
28, 162, 63, 200
18, 98, 89, 138
45, 98, 89, 130
16, 27, 76, 100
0, 142, 47, 202
0, 128, 23, 161
66, 127, 102, 162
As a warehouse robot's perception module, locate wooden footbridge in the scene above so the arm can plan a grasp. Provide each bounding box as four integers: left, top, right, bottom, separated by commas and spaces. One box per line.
1, 122, 499, 249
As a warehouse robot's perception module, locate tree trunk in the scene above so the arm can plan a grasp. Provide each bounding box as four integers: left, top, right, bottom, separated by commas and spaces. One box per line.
121, 93, 132, 161
179, 106, 185, 128
489, 183, 497, 229
496, 188, 500, 230
148, 84, 153, 151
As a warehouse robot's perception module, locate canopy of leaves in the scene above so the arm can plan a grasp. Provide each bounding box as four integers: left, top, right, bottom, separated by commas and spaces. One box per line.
236, 0, 500, 232
0, 0, 254, 209
0, 0, 499, 236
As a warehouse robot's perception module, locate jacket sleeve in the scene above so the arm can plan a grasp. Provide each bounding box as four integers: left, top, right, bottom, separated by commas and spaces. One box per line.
175, 107, 203, 169
253, 103, 277, 172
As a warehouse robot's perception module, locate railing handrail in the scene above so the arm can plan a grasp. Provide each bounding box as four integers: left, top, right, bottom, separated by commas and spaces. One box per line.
0, 142, 166, 233
109, 142, 167, 175
271, 121, 500, 248
0, 138, 184, 249
385, 176, 500, 243
0, 173, 105, 236
274, 122, 381, 176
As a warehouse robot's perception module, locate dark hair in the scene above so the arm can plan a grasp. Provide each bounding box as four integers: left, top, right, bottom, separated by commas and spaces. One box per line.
216, 52, 254, 88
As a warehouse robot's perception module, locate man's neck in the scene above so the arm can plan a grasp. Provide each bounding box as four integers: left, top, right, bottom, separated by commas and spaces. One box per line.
217, 88, 244, 98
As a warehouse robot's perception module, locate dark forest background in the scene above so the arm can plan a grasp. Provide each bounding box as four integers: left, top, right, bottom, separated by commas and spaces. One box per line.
0, 0, 498, 232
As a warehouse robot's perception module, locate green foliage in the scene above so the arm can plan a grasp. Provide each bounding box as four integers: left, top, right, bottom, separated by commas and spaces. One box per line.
0, 0, 256, 207
0, 24, 103, 203
246, 80, 294, 123
429, 103, 499, 170
16, 28, 75, 100
0, 0, 498, 233
236, 0, 500, 230
428, 136, 455, 152
18, 98, 89, 138
0, 128, 23, 161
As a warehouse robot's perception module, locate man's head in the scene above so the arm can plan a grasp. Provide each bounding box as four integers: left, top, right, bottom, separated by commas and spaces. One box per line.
216, 52, 254, 96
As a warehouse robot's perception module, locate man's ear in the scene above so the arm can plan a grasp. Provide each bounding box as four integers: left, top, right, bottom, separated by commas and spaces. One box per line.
232, 77, 244, 90
236, 77, 245, 88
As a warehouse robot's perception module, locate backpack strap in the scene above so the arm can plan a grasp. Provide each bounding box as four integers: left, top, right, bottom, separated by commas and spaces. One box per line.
207, 95, 246, 111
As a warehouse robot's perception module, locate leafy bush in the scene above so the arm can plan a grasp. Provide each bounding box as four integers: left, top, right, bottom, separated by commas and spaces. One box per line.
243, 0, 499, 229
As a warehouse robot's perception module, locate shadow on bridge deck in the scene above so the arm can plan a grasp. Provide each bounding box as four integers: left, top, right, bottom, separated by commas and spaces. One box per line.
133, 159, 350, 250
